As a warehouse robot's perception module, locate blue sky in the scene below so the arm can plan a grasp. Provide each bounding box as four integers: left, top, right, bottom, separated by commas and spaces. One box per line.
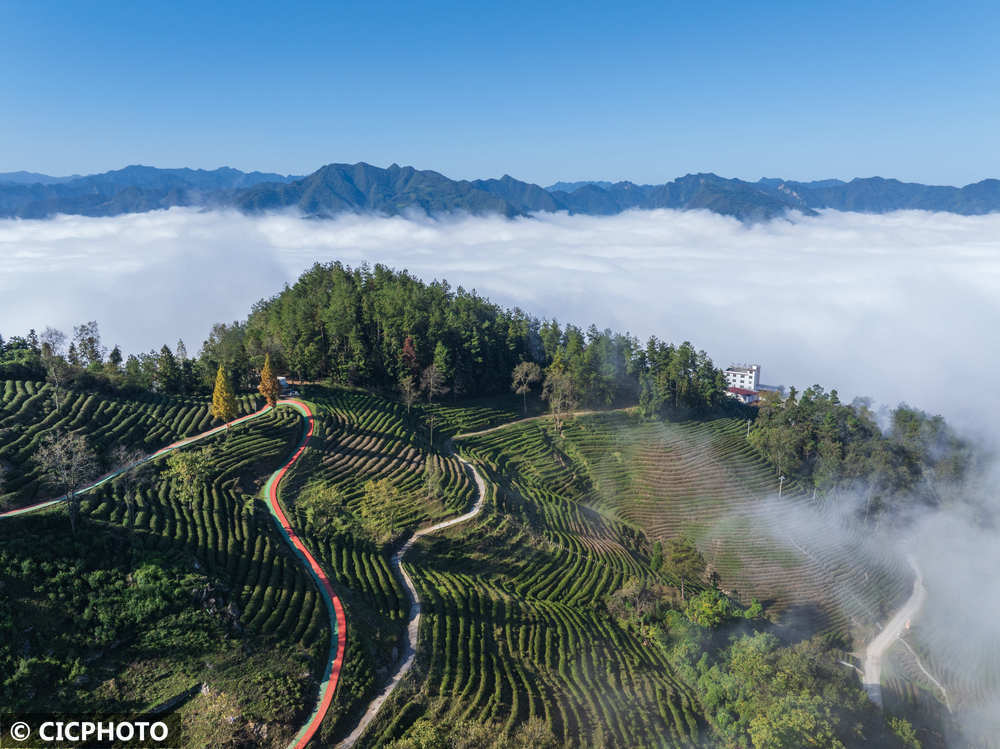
2, 0, 998, 185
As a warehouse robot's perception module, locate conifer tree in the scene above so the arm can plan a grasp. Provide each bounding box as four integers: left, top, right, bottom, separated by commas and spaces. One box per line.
211, 364, 237, 426
258, 352, 280, 408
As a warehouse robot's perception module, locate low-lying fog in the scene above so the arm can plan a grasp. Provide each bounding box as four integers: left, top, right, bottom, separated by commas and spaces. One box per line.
3, 206, 997, 432
3, 206, 1000, 740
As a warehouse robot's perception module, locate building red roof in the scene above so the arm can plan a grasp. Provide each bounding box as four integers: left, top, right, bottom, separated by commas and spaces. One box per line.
727, 387, 758, 396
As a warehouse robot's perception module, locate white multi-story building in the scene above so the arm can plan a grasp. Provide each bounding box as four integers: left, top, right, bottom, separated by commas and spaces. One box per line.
725, 364, 760, 391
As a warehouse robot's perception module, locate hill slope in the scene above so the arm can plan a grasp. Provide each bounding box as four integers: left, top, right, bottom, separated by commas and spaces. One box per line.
1, 382, 951, 747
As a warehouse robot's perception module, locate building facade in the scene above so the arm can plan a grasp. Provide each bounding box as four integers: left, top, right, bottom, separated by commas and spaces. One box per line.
725, 364, 760, 391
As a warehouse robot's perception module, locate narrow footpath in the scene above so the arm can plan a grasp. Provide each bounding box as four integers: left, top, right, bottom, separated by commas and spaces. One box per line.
339, 444, 487, 747
862, 555, 926, 707
263, 400, 346, 749
0, 404, 272, 519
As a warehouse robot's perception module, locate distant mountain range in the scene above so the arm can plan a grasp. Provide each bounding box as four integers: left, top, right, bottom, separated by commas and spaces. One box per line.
2, 162, 999, 222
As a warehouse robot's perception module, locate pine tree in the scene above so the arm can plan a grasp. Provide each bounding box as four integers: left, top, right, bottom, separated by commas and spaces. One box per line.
258, 353, 280, 408
107, 345, 123, 372
211, 365, 237, 425
157, 345, 179, 393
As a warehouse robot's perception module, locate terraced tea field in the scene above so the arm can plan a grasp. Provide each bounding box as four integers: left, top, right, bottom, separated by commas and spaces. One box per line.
0, 379, 261, 507
0, 405, 331, 747
548, 412, 912, 639
272, 387, 489, 741
0, 382, 941, 746
348, 410, 921, 746
357, 415, 706, 748
301, 388, 478, 525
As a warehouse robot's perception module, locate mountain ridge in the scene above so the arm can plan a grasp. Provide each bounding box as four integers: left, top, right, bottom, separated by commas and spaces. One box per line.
2, 162, 999, 222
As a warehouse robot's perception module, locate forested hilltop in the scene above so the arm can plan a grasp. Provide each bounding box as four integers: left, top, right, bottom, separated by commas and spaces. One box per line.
0, 262, 732, 414
0, 260, 971, 509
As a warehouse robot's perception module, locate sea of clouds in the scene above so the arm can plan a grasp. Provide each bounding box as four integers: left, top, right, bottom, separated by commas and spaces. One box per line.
3, 205, 1000, 739
3, 206, 998, 432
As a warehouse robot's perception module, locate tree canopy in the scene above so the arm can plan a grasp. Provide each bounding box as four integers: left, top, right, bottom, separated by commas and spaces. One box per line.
211, 365, 237, 424
258, 352, 280, 408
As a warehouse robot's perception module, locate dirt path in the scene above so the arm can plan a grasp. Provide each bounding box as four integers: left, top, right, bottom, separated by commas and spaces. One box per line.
341, 406, 627, 743
339, 446, 488, 747
862, 555, 926, 706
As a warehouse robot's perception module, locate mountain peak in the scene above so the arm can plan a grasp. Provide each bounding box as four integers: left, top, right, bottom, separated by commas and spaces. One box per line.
1, 163, 998, 221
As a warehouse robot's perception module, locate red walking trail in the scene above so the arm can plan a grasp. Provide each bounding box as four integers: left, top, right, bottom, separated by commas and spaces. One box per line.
264, 399, 346, 748
0, 399, 346, 748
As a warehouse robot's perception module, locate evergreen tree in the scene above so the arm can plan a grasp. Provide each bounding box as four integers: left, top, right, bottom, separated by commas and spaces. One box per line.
157, 345, 180, 392
123, 355, 143, 388
359, 478, 401, 543
211, 365, 238, 426
165, 447, 214, 507
650, 540, 664, 572
107, 345, 123, 373
258, 352, 280, 408
433, 341, 453, 390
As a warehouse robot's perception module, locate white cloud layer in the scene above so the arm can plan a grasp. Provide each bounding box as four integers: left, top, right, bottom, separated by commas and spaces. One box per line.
3, 206, 999, 432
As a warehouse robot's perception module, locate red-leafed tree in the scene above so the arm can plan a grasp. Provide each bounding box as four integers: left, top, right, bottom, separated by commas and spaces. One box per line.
401, 336, 419, 376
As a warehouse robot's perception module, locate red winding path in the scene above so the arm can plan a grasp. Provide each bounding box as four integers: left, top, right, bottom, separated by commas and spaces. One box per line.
263, 399, 346, 748
1, 399, 346, 748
